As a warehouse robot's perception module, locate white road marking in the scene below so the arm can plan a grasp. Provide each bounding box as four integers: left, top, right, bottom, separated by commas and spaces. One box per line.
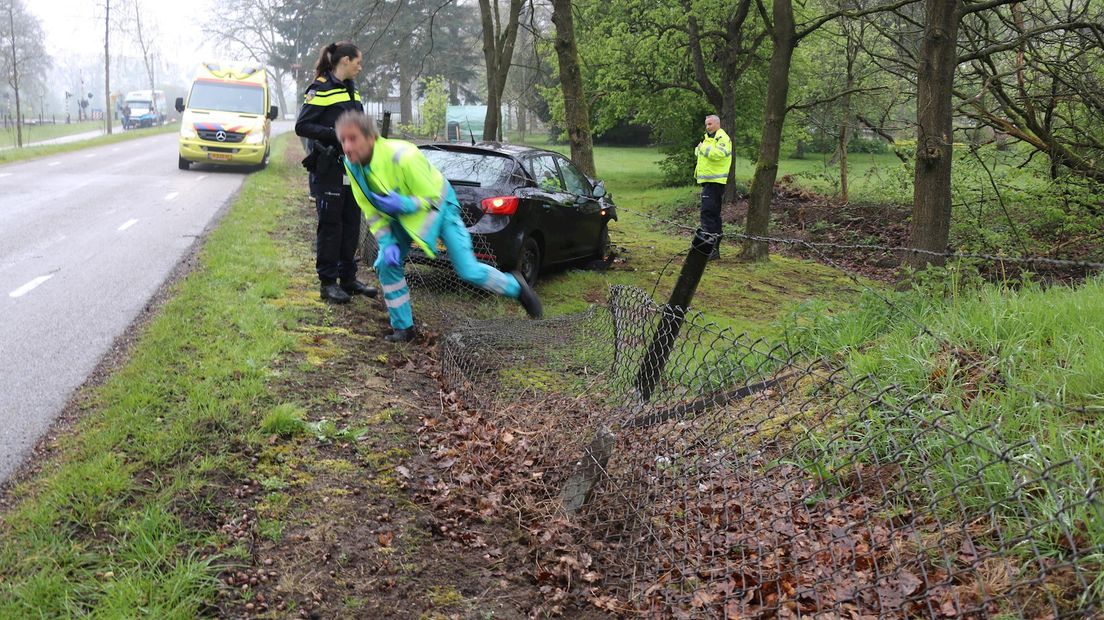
164, 192, 179, 201
85, 153, 96, 159
118, 219, 139, 231
47, 161, 61, 167
111, 148, 120, 152
9, 275, 53, 298
196, 175, 208, 181
0, 173, 10, 178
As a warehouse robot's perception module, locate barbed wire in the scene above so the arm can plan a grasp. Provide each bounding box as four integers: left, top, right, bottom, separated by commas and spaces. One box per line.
622, 204, 1095, 414
620, 204, 1104, 271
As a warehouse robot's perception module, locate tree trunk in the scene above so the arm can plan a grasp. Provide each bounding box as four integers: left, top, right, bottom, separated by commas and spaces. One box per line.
399, 61, 414, 127
104, 0, 112, 135
7, 4, 22, 148
838, 82, 853, 203
742, 0, 796, 262
551, 0, 595, 176
273, 69, 288, 121
905, 0, 960, 271
721, 85, 738, 206
478, 0, 523, 142
517, 104, 527, 140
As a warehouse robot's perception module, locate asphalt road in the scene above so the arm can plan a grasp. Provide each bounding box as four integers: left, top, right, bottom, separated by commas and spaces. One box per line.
0, 122, 294, 483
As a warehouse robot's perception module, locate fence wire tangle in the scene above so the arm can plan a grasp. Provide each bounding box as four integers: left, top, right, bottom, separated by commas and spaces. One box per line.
370, 205, 1102, 617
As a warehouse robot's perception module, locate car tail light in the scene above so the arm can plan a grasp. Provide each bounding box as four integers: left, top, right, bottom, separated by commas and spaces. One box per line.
481, 195, 519, 215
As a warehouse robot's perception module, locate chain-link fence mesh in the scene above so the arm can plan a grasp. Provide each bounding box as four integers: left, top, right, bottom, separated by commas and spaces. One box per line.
362, 208, 1103, 618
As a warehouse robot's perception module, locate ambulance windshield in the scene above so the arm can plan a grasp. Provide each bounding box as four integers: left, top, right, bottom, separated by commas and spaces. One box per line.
188, 81, 265, 115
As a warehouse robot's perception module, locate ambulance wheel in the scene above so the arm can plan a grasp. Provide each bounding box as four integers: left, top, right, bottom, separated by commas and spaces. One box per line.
178, 156, 190, 170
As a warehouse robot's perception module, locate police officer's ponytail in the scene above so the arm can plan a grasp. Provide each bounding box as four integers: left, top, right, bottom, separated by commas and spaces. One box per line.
314, 41, 360, 78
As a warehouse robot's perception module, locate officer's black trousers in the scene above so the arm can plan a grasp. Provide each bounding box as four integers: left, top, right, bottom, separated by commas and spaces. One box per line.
315, 186, 361, 284
699, 182, 725, 235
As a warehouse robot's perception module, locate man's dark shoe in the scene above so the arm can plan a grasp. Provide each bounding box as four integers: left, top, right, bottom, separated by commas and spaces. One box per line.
341, 279, 378, 298
384, 327, 417, 343
320, 283, 352, 304
511, 271, 543, 319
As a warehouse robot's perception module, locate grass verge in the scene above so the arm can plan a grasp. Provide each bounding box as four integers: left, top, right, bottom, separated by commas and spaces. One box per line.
0, 134, 300, 616
0, 124, 177, 165
0, 120, 104, 147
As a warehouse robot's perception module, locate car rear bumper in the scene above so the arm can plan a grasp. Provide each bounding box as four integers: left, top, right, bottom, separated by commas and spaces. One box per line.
408, 217, 523, 270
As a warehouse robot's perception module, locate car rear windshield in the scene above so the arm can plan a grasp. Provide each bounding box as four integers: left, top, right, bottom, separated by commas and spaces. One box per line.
422, 149, 516, 188
188, 81, 265, 115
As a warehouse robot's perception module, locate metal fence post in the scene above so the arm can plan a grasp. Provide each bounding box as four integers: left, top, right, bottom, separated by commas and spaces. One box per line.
562, 230, 717, 516
634, 230, 717, 402
381, 111, 391, 138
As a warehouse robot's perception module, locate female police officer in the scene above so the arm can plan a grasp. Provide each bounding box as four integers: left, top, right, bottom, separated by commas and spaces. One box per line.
335, 110, 542, 343
295, 41, 377, 303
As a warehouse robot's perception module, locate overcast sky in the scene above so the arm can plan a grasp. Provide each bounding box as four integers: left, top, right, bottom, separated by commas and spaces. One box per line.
29, 0, 219, 83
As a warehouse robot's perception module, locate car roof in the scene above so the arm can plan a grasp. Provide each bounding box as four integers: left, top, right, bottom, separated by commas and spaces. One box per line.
420, 142, 556, 159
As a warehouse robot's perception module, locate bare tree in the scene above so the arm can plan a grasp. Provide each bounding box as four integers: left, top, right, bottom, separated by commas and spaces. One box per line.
478, 0, 525, 141
104, 0, 113, 135
0, 0, 44, 148
130, 0, 157, 118
900, 0, 1103, 270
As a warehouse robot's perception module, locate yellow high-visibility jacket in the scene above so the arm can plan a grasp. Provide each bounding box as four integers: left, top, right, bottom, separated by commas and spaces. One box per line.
695, 128, 732, 184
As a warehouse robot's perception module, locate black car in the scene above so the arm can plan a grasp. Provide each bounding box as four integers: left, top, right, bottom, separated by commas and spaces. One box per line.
360, 142, 616, 285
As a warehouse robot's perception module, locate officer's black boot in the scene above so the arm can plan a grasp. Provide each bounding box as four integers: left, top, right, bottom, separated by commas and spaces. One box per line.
384, 326, 417, 343
341, 279, 378, 298
320, 282, 352, 304
511, 271, 543, 319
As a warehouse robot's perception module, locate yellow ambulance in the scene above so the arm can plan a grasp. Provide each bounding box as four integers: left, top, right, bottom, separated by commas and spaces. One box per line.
175, 62, 279, 170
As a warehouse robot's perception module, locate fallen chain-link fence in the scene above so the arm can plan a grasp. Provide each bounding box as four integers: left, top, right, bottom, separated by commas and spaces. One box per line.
361, 204, 1103, 618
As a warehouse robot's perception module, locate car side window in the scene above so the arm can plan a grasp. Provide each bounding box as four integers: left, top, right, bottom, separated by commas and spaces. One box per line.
526, 155, 564, 192
557, 157, 592, 197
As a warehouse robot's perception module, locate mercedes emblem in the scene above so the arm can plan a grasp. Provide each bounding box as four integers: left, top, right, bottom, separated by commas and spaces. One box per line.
215, 130, 227, 142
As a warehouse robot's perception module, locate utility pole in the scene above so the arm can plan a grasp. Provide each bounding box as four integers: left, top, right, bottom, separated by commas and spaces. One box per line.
104, 0, 112, 135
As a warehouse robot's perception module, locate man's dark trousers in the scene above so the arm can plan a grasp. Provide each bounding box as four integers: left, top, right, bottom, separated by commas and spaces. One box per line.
699, 182, 724, 236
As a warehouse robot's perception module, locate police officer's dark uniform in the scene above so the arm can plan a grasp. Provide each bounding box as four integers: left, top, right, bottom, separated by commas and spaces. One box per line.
296, 71, 377, 302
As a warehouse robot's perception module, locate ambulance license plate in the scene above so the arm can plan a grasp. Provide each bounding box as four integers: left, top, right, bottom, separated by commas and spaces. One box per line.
207, 152, 232, 161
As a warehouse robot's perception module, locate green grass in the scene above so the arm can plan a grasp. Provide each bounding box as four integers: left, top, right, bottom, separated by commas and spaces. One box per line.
779, 273, 1104, 585
0, 120, 104, 147
0, 135, 305, 617
525, 143, 863, 335
0, 123, 177, 165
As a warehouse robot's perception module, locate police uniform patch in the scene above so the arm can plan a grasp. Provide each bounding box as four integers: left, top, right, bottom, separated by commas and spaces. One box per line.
305, 91, 315, 102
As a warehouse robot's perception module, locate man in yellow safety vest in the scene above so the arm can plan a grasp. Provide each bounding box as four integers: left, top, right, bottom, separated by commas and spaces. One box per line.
335, 110, 542, 343
694, 114, 732, 259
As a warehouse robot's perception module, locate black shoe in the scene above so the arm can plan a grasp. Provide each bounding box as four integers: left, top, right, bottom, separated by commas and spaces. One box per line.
384, 327, 416, 343
341, 279, 378, 298
511, 271, 543, 319
320, 283, 352, 304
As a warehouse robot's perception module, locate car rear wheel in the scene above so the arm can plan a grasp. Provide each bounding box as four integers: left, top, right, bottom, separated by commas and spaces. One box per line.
178, 156, 190, 171
516, 236, 541, 285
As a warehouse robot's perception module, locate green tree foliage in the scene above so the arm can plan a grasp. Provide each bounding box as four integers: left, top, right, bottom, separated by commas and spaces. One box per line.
420, 75, 448, 138
570, 0, 768, 184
